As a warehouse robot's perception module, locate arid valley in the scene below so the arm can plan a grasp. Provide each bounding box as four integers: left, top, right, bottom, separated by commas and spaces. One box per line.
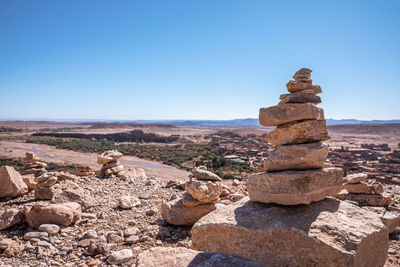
1, 120, 400, 266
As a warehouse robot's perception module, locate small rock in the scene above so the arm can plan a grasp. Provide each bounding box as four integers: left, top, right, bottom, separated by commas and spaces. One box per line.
38, 224, 61, 235
107, 249, 134, 265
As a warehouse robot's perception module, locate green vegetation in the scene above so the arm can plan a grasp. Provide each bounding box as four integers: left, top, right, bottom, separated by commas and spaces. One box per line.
0, 156, 75, 173
24, 136, 252, 178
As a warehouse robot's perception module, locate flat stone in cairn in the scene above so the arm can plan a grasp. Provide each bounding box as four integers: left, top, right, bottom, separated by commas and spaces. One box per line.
259, 103, 324, 126
279, 91, 322, 104
261, 142, 328, 172
266, 119, 329, 147
247, 168, 343, 205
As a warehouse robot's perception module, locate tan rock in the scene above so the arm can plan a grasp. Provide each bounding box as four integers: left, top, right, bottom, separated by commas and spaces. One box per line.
190, 169, 222, 181
0, 166, 28, 198
262, 142, 328, 172
259, 103, 324, 126
0, 208, 23, 230
97, 150, 123, 164
265, 119, 329, 147
247, 168, 343, 205
25, 152, 39, 161
192, 197, 389, 267
293, 68, 312, 81
22, 174, 37, 190
286, 80, 322, 93
279, 91, 321, 104
382, 211, 400, 233
335, 193, 392, 207
182, 192, 218, 208
53, 187, 96, 210
101, 160, 121, 171
104, 165, 124, 176
24, 202, 82, 228
118, 196, 141, 209
107, 249, 134, 265
185, 179, 222, 202
344, 173, 368, 184
136, 247, 264, 267
34, 186, 56, 200
75, 165, 93, 172
161, 198, 217, 226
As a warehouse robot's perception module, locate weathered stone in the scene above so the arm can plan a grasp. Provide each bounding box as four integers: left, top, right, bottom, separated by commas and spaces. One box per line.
259, 103, 324, 126
101, 160, 121, 171
0, 208, 23, 230
38, 224, 61, 235
53, 187, 96, 209
192, 197, 388, 267
344, 173, 368, 184
104, 165, 124, 176
185, 179, 222, 202
182, 192, 218, 208
335, 193, 392, 207
97, 150, 123, 164
382, 211, 400, 233
265, 119, 329, 147
293, 68, 312, 81
0, 166, 28, 198
34, 186, 56, 200
107, 248, 134, 265
118, 195, 141, 209
75, 165, 93, 172
24, 202, 82, 228
23, 231, 49, 241
286, 80, 322, 93
161, 198, 217, 226
262, 142, 328, 172
248, 168, 343, 205
88, 240, 109, 256
345, 181, 383, 195
22, 174, 37, 190
279, 92, 321, 104
190, 169, 222, 181
136, 247, 265, 267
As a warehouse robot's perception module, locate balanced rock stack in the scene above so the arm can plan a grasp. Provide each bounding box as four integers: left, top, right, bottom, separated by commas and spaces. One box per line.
335, 173, 392, 206
97, 150, 124, 178
21, 152, 47, 177
75, 165, 95, 177
248, 68, 343, 205
191, 69, 389, 267
161, 168, 222, 225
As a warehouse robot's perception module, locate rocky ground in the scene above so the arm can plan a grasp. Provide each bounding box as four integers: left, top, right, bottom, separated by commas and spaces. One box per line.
0, 165, 246, 266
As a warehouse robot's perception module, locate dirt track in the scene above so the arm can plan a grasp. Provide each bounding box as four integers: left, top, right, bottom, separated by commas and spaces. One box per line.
0, 141, 190, 181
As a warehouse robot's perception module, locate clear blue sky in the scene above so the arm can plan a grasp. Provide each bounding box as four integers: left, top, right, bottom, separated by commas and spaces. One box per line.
0, 0, 399, 120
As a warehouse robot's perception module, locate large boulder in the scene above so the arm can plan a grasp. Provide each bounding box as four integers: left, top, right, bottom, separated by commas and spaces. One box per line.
161, 198, 217, 226
261, 142, 328, 172
24, 202, 82, 228
136, 247, 264, 267
0, 166, 28, 198
192, 197, 388, 267
247, 168, 343, 205
259, 103, 324, 126
265, 119, 329, 147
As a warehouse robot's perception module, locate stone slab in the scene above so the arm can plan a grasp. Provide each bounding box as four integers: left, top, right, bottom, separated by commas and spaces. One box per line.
191, 197, 389, 267
247, 168, 343, 205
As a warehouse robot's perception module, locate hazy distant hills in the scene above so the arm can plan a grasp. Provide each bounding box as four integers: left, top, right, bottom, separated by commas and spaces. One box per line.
130, 118, 400, 127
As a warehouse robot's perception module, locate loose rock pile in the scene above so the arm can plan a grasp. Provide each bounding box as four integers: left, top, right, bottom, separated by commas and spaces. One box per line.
191, 68, 390, 267
97, 150, 124, 178
21, 152, 47, 177
75, 165, 95, 177
335, 173, 393, 207
161, 168, 222, 225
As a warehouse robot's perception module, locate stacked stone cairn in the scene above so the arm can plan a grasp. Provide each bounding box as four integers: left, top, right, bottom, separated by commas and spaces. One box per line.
248, 68, 343, 205
21, 152, 47, 177
97, 150, 124, 178
161, 168, 222, 225
190, 69, 390, 267
75, 165, 95, 177
336, 173, 392, 207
